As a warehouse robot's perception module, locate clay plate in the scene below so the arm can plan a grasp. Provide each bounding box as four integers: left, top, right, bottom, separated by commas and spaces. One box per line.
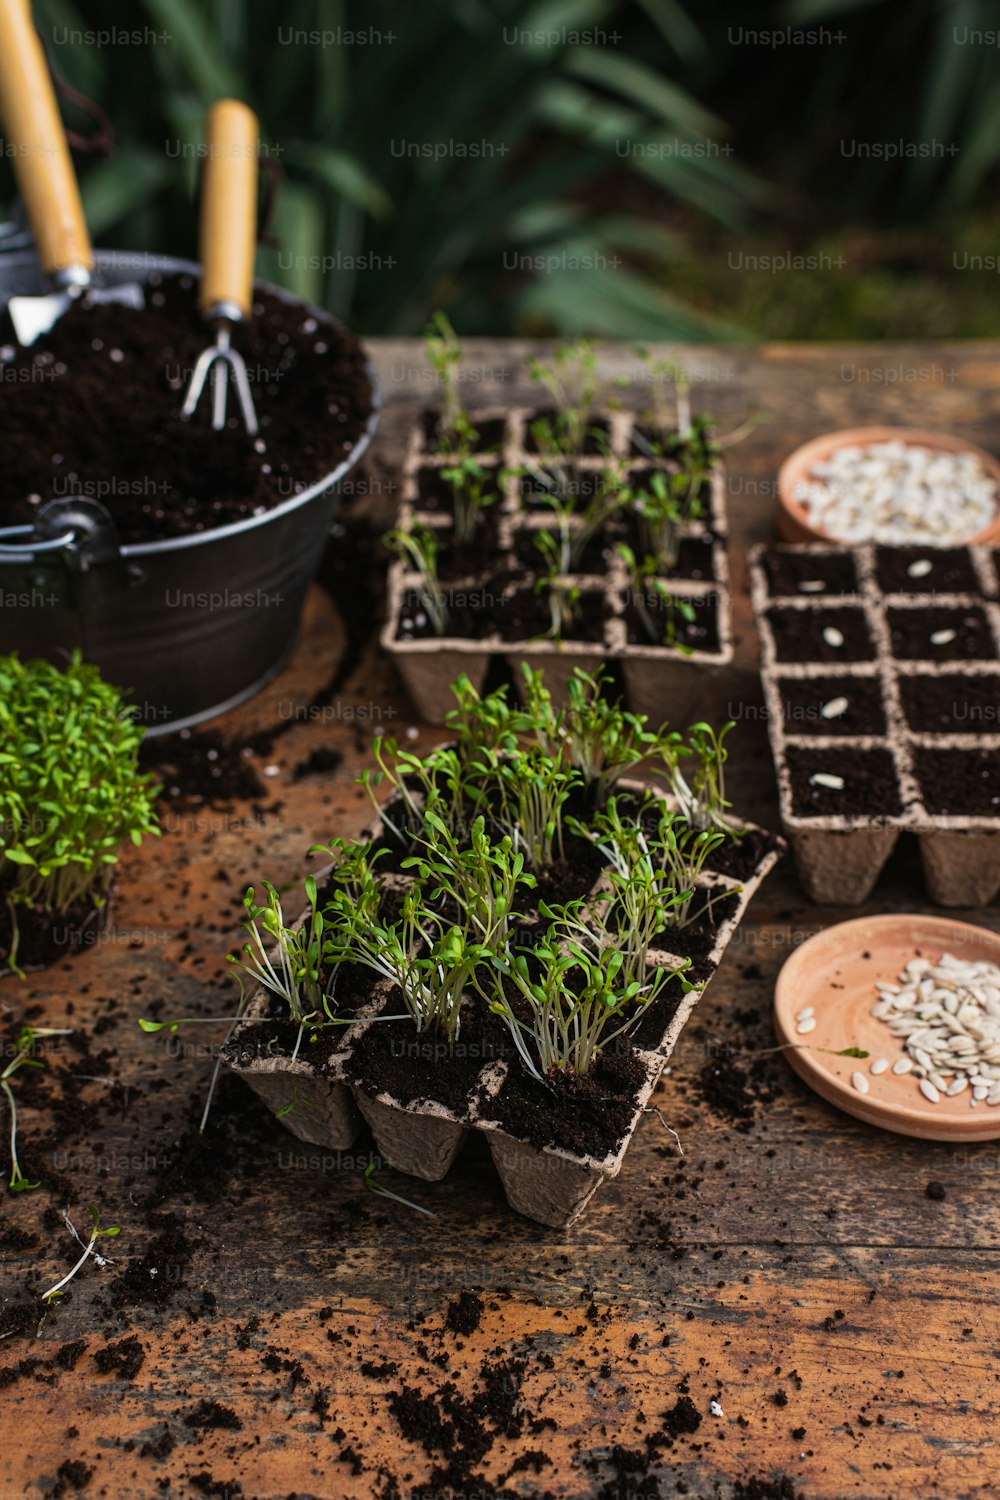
774, 913, 1000, 1141
776, 426, 1000, 547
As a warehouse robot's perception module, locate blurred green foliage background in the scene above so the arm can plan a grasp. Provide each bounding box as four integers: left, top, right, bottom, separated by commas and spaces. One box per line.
3, 0, 1000, 338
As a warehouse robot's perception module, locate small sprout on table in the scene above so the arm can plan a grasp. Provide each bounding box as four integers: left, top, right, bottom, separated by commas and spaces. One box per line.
41, 1204, 121, 1303
2, 1025, 72, 1192
363, 1159, 436, 1218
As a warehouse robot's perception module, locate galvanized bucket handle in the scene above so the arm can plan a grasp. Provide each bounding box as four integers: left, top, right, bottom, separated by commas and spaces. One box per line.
0, 499, 120, 569
0, 524, 76, 555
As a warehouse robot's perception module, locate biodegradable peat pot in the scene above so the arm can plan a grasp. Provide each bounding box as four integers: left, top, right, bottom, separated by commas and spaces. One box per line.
0, 250, 379, 734
0, 888, 112, 978
222, 779, 783, 1227
751, 540, 1000, 905
776, 427, 1000, 547
381, 406, 732, 725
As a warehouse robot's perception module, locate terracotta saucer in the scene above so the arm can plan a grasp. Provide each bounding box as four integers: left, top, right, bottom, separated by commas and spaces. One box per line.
774, 913, 1000, 1141
776, 426, 1000, 546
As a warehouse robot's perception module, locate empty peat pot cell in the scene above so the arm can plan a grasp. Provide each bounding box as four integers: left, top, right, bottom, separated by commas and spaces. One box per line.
762, 550, 861, 597
887, 604, 995, 661
784, 745, 904, 818
764, 605, 876, 663
775, 675, 887, 737
898, 673, 1000, 734
436, 516, 506, 581
913, 746, 1000, 816
874, 546, 982, 596
624, 588, 720, 651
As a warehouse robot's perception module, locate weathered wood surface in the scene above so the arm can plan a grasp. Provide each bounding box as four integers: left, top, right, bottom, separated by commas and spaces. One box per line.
3, 340, 1000, 1500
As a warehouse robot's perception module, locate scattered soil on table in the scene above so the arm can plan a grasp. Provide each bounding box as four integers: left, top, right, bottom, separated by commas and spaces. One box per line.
445, 1291, 484, 1336
481, 1046, 647, 1159
0, 274, 373, 545
764, 551, 860, 596
875, 546, 981, 595
888, 604, 995, 661
898, 672, 1000, 734
693, 1045, 783, 1132
913, 745, 1000, 815
142, 727, 265, 808
625, 590, 720, 652
785, 744, 904, 819
775, 674, 887, 737
765, 605, 875, 663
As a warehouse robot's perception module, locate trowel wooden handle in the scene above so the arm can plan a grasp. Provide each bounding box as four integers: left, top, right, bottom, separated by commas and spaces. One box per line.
200, 99, 259, 320
0, 0, 92, 278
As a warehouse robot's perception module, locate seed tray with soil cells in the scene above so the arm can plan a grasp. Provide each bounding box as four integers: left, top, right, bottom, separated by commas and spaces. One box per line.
751, 541, 1000, 906
381, 399, 732, 726
220, 678, 781, 1228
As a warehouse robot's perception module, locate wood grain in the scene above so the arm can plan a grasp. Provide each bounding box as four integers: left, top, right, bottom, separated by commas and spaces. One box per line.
3, 338, 1000, 1500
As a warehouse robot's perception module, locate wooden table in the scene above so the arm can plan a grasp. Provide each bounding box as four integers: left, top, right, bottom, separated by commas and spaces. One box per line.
3, 340, 999, 1500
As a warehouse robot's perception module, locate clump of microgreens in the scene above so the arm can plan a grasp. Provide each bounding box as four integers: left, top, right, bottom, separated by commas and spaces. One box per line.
527, 339, 603, 461
533, 531, 582, 639
384, 526, 448, 637
662, 721, 735, 833
41, 1204, 120, 1304
0, 652, 160, 975
629, 468, 707, 575
617, 543, 696, 653
201, 670, 741, 1092
531, 462, 631, 574
2, 1025, 72, 1191
425, 312, 505, 545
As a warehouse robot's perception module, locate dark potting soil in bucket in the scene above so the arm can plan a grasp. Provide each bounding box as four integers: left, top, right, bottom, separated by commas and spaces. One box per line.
0, 271, 373, 543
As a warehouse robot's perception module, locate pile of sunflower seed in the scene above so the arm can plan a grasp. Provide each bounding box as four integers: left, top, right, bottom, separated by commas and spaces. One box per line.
867, 953, 1000, 1106
794, 440, 997, 545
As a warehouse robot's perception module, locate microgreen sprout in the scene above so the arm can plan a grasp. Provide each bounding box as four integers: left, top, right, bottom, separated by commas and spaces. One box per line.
404, 811, 536, 953
440, 452, 501, 545
384, 526, 448, 637
630, 468, 707, 573
494, 748, 578, 873
363, 1159, 436, 1218
0, 652, 159, 974
1, 1025, 71, 1191
425, 310, 468, 446
528, 340, 602, 458
444, 675, 518, 761
533, 533, 581, 640
41, 1204, 121, 1303
490, 939, 686, 1081
227, 878, 329, 1034
558, 670, 660, 805
666, 721, 735, 832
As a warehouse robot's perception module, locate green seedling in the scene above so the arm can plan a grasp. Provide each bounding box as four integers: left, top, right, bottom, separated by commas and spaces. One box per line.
444, 675, 518, 762
1, 1025, 72, 1191
617, 543, 696, 653
384, 526, 448, 637
41, 1204, 121, 1303
0, 652, 159, 975
533, 531, 581, 640
440, 453, 501, 545
363, 1160, 436, 1218
665, 720, 735, 832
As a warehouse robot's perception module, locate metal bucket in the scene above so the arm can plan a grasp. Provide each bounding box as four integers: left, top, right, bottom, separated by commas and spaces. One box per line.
0, 249, 379, 734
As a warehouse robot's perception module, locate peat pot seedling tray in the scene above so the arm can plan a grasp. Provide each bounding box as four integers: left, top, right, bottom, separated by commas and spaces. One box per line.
751, 542, 1000, 906
381, 407, 733, 725
222, 780, 782, 1229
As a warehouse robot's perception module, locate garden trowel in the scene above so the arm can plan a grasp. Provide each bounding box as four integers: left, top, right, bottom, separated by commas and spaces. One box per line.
0, 0, 143, 344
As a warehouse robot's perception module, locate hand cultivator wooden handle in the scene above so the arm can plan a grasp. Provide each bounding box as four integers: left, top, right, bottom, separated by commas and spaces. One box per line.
0, 0, 93, 283
200, 98, 259, 321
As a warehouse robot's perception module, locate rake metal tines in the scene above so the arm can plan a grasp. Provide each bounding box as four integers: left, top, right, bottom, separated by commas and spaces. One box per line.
181, 312, 259, 437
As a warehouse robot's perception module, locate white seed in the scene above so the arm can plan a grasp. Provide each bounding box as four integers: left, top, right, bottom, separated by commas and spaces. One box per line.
822, 626, 844, 648
907, 559, 933, 578
870, 1058, 889, 1076
892, 1057, 914, 1075
920, 1079, 941, 1103
974, 1085, 989, 1100
799, 580, 826, 592
795, 1006, 815, 1022
810, 772, 845, 790
852, 1071, 869, 1094
930, 629, 957, 645
821, 697, 849, 719
796, 1016, 817, 1034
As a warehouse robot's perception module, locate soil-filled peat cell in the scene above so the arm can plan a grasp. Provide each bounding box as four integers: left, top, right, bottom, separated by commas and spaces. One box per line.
395, 575, 517, 641
763, 551, 860, 597
898, 673, 1000, 734
775, 675, 887, 737
625, 590, 720, 652
420, 410, 508, 451
913, 746, 1000, 816
523, 409, 613, 456
502, 584, 608, 643
785, 745, 903, 819
415, 460, 502, 511
887, 605, 995, 661
875, 547, 981, 596
764, 606, 876, 663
